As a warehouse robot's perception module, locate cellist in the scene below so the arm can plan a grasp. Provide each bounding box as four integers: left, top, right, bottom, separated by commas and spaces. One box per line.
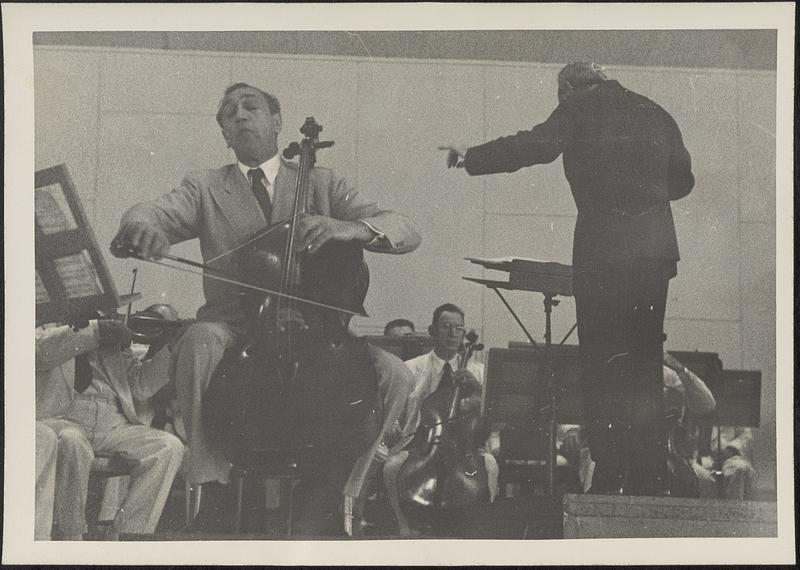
384, 303, 499, 536
110, 83, 421, 532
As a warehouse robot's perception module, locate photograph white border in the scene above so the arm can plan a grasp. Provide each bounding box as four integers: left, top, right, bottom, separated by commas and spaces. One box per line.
3, 2, 795, 566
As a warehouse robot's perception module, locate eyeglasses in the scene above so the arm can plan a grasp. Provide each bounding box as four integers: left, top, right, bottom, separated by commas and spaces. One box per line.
437, 323, 466, 335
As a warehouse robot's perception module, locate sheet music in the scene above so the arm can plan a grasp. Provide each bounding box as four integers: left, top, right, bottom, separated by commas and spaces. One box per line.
34, 184, 76, 234
35, 271, 50, 303
52, 251, 103, 298
466, 256, 555, 265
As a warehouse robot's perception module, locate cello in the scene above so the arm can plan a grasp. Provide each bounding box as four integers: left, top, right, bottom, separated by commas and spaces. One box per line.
396, 330, 491, 509
201, 117, 379, 476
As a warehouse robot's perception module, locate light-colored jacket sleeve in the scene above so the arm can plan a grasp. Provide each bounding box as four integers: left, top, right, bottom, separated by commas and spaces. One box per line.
679, 367, 716, 416
119, 176, 203, 246
123, 346, 174, 402
327, 173, 421, 255
35, 322, 99, 371
663, 364, 716, 416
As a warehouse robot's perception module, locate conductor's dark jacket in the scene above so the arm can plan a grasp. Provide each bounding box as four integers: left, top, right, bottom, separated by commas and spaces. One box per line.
463, 80, 694, 265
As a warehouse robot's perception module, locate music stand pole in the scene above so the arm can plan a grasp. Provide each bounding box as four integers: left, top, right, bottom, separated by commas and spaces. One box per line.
543, 292, 560, 495
715, 423, 724, 499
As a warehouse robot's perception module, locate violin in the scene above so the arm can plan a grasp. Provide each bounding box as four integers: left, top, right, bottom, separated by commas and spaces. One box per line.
126, 309, 191, 345
396, 330, 490, 509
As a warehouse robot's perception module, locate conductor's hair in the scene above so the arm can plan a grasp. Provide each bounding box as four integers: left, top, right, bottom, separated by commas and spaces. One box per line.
558, 62, 608, 89
216, 83, 281, 126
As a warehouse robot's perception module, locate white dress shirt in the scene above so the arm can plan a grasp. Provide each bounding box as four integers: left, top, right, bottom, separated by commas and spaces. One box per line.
237, 153, 281, 202
237, 153, 386, 245
404, 350, 485, 430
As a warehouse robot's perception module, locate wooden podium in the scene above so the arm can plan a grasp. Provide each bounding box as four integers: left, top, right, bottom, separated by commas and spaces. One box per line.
563, 494, 777, 538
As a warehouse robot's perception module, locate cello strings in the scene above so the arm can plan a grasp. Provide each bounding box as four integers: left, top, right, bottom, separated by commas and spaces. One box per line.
143, 257, 360, 316
205, 213, 301, 264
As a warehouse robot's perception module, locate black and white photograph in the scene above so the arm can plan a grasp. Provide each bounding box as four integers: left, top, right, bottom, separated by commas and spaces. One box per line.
3, 2, 795, 566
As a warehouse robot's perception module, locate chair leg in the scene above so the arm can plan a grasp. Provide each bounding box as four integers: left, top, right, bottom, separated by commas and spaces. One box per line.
279, 479, 293, 536
185, 480, 192, 528
233, 476, 244, 535
194, 485, 202, 519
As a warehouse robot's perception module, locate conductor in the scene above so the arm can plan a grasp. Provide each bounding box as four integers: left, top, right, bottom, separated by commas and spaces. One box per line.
440, 62, 694, 495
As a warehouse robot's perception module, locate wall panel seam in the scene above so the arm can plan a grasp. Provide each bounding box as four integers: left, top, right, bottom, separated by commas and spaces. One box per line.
91, 53, 104, 227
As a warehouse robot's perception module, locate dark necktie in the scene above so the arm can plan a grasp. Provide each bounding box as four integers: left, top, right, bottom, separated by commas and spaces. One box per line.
248, 168, 272, 224
74, 353, 93, 393
438, 362, 454, 391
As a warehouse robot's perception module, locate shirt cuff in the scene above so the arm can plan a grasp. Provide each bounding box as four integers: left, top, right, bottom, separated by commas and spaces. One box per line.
358, 219, 388, 247
88, 319, 101, 346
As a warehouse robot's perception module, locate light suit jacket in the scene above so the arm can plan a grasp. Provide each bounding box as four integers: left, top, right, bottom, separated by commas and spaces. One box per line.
120, 159, 421, 328
35, 321, 172, 426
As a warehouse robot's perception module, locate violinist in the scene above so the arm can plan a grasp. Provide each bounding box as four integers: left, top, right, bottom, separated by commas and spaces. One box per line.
36, 307, 185, 540
384, 304, 499, 536
110, 83, 421, 531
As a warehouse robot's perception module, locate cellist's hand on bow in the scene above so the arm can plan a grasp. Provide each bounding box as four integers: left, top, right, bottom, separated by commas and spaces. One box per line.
111, 222, 170, 260
437, 144, 468, 169
295, 215, 375, 255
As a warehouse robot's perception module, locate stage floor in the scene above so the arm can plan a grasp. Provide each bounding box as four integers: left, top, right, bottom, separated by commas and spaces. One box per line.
102, 492, 778, 541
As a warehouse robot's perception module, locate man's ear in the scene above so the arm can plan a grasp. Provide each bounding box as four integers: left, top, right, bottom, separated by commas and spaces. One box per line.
272, 113, 282, 135
428, 324, 435, 338
222, 129, 231, 148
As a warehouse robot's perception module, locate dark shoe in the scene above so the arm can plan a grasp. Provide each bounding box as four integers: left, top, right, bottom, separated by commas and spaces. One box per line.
188, 481, 233, 534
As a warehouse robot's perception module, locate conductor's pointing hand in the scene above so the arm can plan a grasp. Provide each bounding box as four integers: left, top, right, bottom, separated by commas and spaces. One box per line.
438, 145, 468, 169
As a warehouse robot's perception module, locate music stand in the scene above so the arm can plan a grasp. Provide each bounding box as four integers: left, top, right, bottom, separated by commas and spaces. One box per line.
465, 257, 573, 495
35, 164, 139, 326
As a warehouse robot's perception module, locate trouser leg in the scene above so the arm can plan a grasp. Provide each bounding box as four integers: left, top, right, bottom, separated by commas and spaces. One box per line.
94, 424, 185, 534
99, 477, 128, 522
43, 419, 94, 538
171, 321, 237, 485
575, 259, 671, 495
623, 260, 670, 495
35, 422, 58, 540
383, 451, 411, 535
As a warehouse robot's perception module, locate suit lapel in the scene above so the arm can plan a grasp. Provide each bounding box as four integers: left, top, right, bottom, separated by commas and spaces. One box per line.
208, 164, 266, 240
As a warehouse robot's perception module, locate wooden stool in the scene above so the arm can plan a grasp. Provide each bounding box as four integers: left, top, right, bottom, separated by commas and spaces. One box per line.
230, 461, 301, 535
85, 451, 141, 536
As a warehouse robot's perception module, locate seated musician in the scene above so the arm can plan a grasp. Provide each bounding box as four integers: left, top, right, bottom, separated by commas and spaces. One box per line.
35, 306, 185, 540
384, 318, 416, 337
110, 83, 421, 531
383, 303, 499, 536
35, 422, 58, 540
693, 425, 755, 500
582, 352, 716, 496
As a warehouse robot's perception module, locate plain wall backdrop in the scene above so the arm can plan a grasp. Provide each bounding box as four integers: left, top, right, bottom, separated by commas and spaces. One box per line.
33, 38, 777, 493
